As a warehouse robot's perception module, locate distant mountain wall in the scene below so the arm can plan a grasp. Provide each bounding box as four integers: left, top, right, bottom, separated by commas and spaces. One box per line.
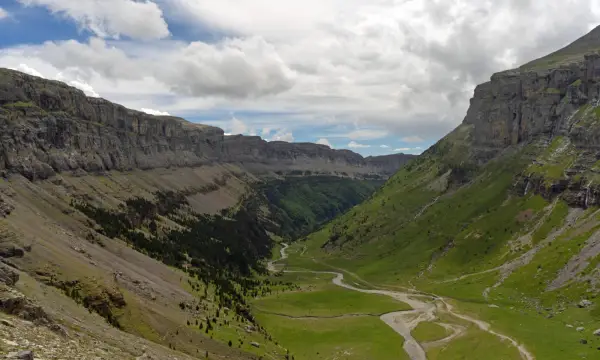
0, 68, 414, 181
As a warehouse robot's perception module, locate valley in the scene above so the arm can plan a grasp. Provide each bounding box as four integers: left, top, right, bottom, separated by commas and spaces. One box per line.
1, 6, 600, 360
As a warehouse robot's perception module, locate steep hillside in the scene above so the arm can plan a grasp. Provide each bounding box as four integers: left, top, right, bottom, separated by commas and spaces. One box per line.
0, 67, 411, 181
256, 177, 384, 239
296, 25, 600, 359
0, 68, 416, 359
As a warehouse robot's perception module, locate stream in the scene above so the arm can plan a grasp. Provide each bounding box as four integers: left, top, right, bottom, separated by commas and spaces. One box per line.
267, 243, 535, 360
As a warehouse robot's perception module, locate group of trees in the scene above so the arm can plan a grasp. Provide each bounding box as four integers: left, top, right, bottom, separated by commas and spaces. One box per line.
72, 190, 273, 323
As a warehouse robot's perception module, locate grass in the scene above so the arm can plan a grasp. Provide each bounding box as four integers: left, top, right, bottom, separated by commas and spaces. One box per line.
411, 322, 449, 343
4, 101, 35, 108
452, 301, 600, 360
255, 313, 409, 360
427, 325, 521, 360
253, 282, 411, 317
531, 200, 569, 244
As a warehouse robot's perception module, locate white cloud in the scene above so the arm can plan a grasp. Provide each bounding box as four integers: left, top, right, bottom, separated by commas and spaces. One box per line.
342, 129, 389, 140
316, 138, 333, 147
141, 108, 170, 116
15, 64, 43, 77
163, 37, 296, 98
401, 136, 424, 143
0, 7, 9, 20
230, 117, 248, 135
380, 145, 390, 148
348, 141, 370, 148
3, 0, 600, 145
54, 72, 100, 97
261, 128, 272, 137
270, 129, 295, 142
394, 148, 411, 152
67, 79, 100, 97
19, 37, 296, 99
18, 0, 169, 40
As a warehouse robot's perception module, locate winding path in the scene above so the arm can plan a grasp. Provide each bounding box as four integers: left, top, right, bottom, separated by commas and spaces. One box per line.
268, 244, 534, 360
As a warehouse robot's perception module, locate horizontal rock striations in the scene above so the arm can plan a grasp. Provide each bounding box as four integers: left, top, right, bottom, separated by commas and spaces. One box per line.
0, 68, 413, 180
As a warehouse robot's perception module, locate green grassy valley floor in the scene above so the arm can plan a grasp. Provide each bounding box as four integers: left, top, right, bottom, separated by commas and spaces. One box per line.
278, 234, 600, 360
254, 245, 542, 360
252, 271, 410, 360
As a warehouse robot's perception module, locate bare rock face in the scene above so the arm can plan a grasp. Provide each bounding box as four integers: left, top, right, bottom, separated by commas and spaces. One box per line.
0, 68, 413, 180
0, 263, 18, 286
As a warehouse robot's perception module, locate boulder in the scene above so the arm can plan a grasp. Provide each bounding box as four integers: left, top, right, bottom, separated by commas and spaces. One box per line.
6, 350, 33, 359
0, 245, 25, 259
577, 327, 585, 332
0, 264, 19, 286
0, 287, 51, 325
594, 329, 600, 336
579, 300, 593, 308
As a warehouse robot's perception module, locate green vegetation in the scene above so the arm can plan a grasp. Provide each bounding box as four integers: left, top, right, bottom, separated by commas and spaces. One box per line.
254, 314, 408, 360
3, 101, 35, 108
258, 176, 382, 238
531, 201, 569, 244
427, 326, 521, 360
411, 322, 449, 343
450, 302, 600, 360
71, 190, 273, 325
254, 282, 410, 317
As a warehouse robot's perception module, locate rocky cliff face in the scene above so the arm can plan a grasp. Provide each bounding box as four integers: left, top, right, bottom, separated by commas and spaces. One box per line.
0, 68, 412, 180
463, 26, 600, 162
456, 25, 600, 207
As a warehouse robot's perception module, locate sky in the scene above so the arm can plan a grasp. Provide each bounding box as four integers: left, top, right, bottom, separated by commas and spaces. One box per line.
0, 1, 599, 156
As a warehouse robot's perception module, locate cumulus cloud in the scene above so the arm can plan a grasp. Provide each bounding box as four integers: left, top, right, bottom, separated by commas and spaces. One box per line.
141, 108, 170, 116
270, 129, 295, 142
15, 64, 43, 77
0, 7, 9, 20
163, 37, 296, 98
18, 0, 169, 40
316, 138, 333, 147
380, 145, 389, 148
4, 0, 600, 145
401, 136, 424, 143
17, 37, 296, 99
261, 128, 272, 137
348, 141, 370, 148
230, 117, 248, 135
68, 79, 99, 97
54, 72, 100, 97
342, 129, 388, 140
394, 148, 410, 152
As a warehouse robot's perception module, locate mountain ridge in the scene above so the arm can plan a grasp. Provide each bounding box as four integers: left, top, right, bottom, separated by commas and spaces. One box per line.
0, 67, 413, 181
291, 22, 600, 360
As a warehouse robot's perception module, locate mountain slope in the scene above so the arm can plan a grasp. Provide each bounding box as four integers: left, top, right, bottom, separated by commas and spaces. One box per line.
0, 67, 411, 181
298, 25, 600, 359
0, 68, 417, 359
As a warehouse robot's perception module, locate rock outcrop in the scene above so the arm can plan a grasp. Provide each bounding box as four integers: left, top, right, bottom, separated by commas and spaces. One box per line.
461, 26, 600, 162
0, 68, 413, 180
452, 25, 600, 207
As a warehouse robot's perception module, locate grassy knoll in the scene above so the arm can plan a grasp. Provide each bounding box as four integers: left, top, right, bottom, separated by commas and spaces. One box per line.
411, 322, 449, 343
255, 313, 408, 360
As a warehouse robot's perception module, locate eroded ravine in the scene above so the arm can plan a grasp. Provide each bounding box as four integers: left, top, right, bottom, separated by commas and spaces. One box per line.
268, 243, 535, 360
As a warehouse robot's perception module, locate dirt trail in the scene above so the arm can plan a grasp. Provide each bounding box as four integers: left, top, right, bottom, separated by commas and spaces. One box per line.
268, 244, 535, 360
422, 323, 466, 350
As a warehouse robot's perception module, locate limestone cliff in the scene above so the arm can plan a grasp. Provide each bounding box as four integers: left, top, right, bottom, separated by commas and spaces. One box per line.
0, 68, 413, 181
452, 25, 600, 206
